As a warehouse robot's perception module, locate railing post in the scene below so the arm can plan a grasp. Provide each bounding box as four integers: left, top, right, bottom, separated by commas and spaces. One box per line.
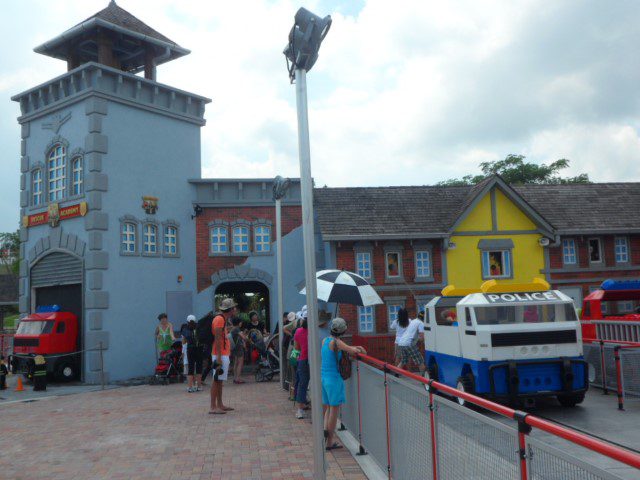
99, 341, 104, 390
614, 346, 624, 411
355, 359, 367, 456
515, 411, 531, 480
383, 364, 392, 480
428, 384, 439, 480
599, 340, 608, 395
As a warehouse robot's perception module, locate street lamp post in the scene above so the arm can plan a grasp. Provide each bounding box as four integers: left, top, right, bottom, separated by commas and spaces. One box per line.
284, 8, 332, 480
273, 176, 291, 390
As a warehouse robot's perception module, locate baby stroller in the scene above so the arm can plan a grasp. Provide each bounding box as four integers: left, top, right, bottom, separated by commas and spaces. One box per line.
150, 340, 184, 385
248, 330, 280, 382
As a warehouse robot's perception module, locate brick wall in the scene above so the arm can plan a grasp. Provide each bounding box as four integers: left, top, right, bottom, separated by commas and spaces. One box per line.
196, 205, 302, 292
549, 235, 640, 270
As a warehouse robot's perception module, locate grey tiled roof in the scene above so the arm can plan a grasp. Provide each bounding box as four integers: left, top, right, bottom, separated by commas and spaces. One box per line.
76, 1, 176, 45
314, 181, 640, 237
0, 275, 17, 304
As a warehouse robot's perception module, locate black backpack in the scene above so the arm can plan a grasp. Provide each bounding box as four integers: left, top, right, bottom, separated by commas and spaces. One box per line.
197, 314, 214, 345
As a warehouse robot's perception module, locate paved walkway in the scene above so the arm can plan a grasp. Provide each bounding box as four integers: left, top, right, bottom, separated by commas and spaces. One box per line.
0, 377, 367, 480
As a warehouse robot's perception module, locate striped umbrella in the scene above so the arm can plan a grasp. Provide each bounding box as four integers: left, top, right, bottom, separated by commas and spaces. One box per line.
299, 269, 383, 306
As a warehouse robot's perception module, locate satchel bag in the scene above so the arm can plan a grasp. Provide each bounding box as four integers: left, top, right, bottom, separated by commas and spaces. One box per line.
332, 340, 352, 380
289, 348, 301, 367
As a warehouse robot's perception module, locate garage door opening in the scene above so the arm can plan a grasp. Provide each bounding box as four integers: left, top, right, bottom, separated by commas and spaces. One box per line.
215, 281, 271, 332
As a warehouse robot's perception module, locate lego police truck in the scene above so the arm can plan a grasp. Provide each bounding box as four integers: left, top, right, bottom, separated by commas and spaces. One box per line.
423, 282, 589, 407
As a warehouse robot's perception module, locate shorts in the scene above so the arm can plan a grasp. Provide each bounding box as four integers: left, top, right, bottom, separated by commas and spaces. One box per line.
398, 345, 424, 365
211, 355, 230, 381
321, 375, 345, 406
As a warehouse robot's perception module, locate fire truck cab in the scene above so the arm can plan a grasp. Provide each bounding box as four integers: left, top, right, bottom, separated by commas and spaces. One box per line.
581, 279, 640, 340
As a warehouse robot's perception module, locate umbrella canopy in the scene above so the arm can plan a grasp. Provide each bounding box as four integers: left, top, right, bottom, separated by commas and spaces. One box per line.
299, 269, 383, 306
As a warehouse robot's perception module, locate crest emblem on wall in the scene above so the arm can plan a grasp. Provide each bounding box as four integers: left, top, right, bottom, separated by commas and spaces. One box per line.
48, 203, 60, 227
142, 196, 159, 214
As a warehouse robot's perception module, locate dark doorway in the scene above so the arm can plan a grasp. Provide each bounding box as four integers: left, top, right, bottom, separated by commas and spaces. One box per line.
215, 281, 270, 331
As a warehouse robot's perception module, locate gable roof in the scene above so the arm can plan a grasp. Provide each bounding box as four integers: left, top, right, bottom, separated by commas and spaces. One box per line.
314, 180, 640, 240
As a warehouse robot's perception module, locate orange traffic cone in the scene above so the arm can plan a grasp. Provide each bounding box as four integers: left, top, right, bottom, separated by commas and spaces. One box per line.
15, 376, 24, 392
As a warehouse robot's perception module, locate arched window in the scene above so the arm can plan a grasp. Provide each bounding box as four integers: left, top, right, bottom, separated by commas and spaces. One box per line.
254, 225, 271, 253
32, 169, 43, 206
47, 144, 66, 201
164, 225, 178, 256
209, 223, 228, 254
71, 157, 83, 195
121, 222, 136, 253
232, 225, 249, 253
143, 224, 158, 254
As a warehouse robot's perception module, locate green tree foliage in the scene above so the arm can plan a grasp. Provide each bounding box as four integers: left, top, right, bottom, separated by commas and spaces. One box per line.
0, 231, 19, 277
437, 155, 591, 186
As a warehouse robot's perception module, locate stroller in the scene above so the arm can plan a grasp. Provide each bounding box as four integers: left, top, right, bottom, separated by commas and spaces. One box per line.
150, 340, 184, 385
248, 330, 280, 382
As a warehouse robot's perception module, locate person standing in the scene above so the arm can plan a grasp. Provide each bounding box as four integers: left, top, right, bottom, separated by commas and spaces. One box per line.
390, 308, 409, 366
293, 318, 310, 419
396, 308, 426, 374
210, 298, 236, 414
198, 312, 214, 386
321, 318, 366, 450
0, 356, 7, 390
181, 315, 203, 392
229, 317, 247, 384
155, 313, 175, 353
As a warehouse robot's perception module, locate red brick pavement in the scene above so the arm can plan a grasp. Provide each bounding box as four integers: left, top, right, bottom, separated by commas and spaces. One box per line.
0, 378, 367, 480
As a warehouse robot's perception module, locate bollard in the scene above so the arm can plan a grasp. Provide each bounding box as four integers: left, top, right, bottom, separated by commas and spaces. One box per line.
99, 342, 105, 390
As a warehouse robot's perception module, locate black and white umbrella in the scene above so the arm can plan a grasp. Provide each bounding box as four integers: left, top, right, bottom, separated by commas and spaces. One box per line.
299, 269, 383, 306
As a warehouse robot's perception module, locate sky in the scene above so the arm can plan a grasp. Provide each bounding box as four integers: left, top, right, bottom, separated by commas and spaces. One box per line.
1, 0, 640, 232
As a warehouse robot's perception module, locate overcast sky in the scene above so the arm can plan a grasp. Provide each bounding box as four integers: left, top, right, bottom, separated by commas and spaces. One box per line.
2, 0, 640, 232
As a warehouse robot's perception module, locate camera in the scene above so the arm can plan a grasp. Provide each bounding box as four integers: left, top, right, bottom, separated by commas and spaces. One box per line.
212, 359, 225, 381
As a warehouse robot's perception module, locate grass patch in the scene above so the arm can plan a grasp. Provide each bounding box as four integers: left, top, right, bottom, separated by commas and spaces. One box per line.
3, 314, 19, 330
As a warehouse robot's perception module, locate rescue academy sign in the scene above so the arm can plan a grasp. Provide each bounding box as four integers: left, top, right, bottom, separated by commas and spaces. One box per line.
484, 291, 562, 304
22, 202, 87, 228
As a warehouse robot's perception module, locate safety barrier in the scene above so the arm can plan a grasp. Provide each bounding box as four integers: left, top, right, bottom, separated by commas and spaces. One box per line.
341, 353, 640, 480
583, 320, 640, 343
583, 338, 640, 410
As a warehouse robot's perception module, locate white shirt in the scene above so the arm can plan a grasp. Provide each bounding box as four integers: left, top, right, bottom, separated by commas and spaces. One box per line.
397, 319, 425, 347
389, 319, 407, 344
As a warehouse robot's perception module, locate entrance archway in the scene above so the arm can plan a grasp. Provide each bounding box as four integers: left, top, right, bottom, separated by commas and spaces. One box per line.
215, 281, 271, 331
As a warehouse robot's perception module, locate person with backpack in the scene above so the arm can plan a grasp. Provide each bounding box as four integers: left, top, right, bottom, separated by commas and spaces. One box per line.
197, 312, 214, 385
181, 315, 203, 392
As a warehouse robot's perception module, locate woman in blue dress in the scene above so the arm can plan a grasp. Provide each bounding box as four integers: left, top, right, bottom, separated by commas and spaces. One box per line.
321, 317, 366, 450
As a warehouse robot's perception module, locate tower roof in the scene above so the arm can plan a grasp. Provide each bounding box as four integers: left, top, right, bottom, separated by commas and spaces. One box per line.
34, 1, 189, 74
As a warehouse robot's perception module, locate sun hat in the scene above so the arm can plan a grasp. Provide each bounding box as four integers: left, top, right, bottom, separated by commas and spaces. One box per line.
187, 314, 196, 323
330, 317, 347, 336
219, 298, 238, 312
287, 312, 296, 323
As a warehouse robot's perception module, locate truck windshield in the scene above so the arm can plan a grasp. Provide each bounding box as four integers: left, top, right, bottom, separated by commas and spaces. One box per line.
16, 321, 55, 335
474, 303, 577, 325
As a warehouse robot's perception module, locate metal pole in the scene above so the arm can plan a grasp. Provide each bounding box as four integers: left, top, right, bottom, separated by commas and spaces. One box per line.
276, 197, 285, 389
295, 67, 326, 480
99, 341, 104, 390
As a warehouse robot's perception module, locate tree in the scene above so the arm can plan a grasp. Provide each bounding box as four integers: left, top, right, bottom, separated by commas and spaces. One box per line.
0, 231, 20, 288
437, 155, 591, 186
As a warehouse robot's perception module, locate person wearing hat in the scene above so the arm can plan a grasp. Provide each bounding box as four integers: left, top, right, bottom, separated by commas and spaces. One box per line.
209, 298, 237, 414
181, 314, 203, 393
32, 355, 48, 391
321, 318, 366, 450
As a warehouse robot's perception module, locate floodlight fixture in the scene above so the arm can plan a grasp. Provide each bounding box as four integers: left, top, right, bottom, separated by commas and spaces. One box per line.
284, 7, 332, 82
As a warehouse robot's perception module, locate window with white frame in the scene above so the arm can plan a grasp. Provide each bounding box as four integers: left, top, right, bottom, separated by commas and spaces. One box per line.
415, 250, 431, 278
71, 157, 83, 195
143, 224, 158, 254
47, 144, 66, 201
356, 251, 372, 279
233, 225, 249, 253
387, 303, 403, 330
617, 301, 634, 314
615, 237, 629, 263
210, 226, 228, 253
562, 239, 577, 265
254, 225, 271, 253
358, 305, 374, 333
588, 238, 602, 263
164, 225, 178, 255
32, 169, 43, 206
121, 222, 136, 253
481, 250, 511, 278
385, 251, 401, 278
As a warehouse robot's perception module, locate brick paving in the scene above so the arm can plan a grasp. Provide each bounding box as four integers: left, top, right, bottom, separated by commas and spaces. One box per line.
0, 377, 367, 480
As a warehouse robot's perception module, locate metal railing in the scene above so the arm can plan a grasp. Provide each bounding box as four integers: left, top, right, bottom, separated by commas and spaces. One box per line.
583, 320, 640, 343
583, 338, 640, 410
341, 353, 640, 480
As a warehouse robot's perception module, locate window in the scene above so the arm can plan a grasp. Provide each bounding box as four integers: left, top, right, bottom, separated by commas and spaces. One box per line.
386, 252, 401, 278
415, 250, 431, 278
481, 250, 511, 278
47, 144, 66, 201
254, 225, 271, 253
387, 303, 403, 330
210, 226, 228, 253
71, 157, 83, 195
164, 226, 178, 255
32, 169, 43, 206
358, 306, 374, 333
143, 224, 158, 254
121, 222, 136, 253
617, 301, 634, 314
233, 226, 249, 253
615, 237, 629, 263
473, 303, 577, 325
356, 251, 372, 279
562, 239, 577, 265
56, 322, 66, 334
588, 238, 602, 263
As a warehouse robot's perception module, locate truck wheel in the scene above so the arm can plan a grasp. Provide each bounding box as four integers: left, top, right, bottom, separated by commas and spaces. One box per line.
55, 359, 76, 382
557, 393, 585, 407
456, 374, 475, 407
423, 364, 438, 392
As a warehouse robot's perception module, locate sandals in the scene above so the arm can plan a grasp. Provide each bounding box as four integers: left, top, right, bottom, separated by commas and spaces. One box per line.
208, 410, 226, 415
325, 443, 343, 451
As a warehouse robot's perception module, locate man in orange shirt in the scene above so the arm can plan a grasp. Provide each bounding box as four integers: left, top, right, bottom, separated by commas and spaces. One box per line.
209, 298, 236, 414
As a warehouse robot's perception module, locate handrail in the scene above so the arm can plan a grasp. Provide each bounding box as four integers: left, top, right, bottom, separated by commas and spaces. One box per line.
353, 352, 640, 470
583, 337, 640, 346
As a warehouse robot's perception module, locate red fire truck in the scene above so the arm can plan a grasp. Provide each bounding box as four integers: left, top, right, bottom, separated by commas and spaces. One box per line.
581, 279, 640, 340
13, 306, 80, 381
